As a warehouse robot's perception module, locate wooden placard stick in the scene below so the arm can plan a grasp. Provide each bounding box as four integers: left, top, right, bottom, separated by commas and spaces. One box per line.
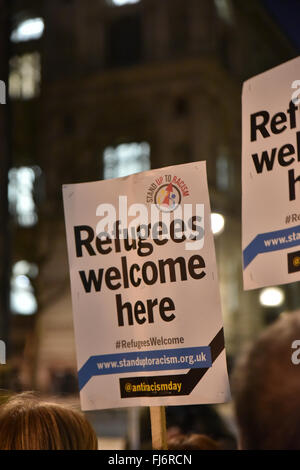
150, 406, 168, 450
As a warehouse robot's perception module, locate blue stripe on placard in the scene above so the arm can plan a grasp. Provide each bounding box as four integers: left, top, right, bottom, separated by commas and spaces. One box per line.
78, 346, 212, 391
243, 224, 300, 269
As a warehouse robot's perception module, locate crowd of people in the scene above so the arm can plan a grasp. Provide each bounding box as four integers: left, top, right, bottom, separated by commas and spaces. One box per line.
0, 311, 299, 450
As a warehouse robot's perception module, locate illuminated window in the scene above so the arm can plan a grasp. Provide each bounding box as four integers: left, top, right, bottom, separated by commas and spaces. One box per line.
8, 166, 41, 227
11, 18, 44, 43
13, 260, 39, 278
9, 53, 41, 100
216, 153, 230, 191
103, 142, 150, 179
214, 0, 233, 24
106, 0, 140, 6
10, 261, 38, 316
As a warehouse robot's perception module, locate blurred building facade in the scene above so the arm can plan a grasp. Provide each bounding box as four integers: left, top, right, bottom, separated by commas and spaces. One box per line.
5, 0, 296, 391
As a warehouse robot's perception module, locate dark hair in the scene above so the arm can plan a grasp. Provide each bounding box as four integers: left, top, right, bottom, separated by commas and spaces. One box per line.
0, 392, 98, 450
233, 312, 300, 450
167, 433, 220, 450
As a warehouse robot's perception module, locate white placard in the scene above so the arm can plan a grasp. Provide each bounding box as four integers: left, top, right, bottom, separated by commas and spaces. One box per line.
63, 161, 230, 410
242, 56, 300, 290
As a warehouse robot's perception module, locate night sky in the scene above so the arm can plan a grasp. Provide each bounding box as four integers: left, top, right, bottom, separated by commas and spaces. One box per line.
262, 0, 300, 51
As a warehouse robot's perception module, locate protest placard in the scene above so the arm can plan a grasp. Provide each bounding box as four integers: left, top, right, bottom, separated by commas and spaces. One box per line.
242, 56, 300, 289
63, 161, 230, 410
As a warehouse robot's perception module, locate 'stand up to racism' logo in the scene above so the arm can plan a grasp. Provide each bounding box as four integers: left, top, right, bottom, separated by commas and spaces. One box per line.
146, 174, 190, 211
155, 183, 182, 212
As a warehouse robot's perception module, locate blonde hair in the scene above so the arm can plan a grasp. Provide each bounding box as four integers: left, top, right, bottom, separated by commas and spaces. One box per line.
0, 392, 98, 450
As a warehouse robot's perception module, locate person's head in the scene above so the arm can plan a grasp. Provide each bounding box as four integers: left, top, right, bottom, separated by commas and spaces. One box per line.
233, 311, 300, 450
167, 433, 220, 450
0, 392, 98, 450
